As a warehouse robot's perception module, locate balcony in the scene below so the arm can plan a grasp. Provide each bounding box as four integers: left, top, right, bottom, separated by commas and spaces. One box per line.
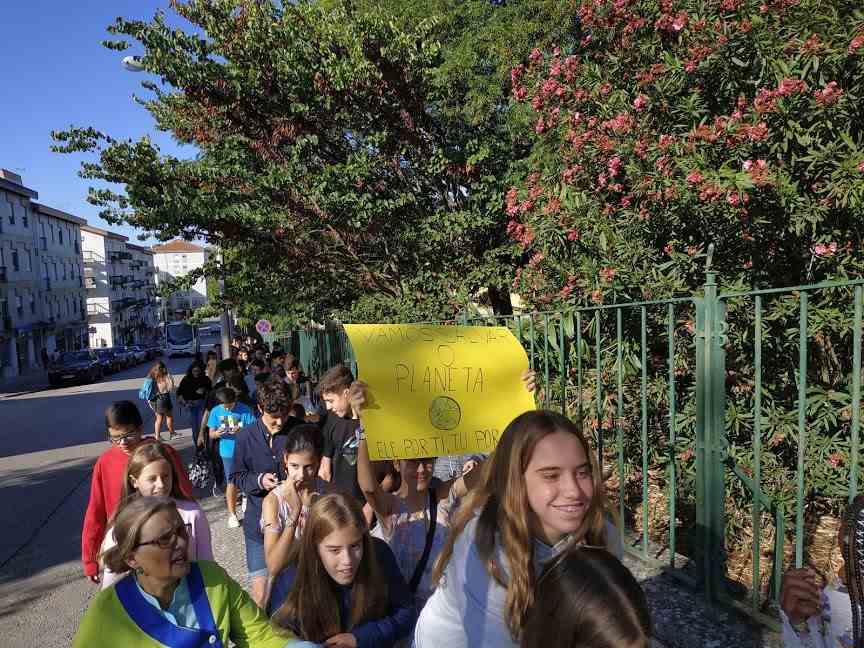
87, 303, 110, 316
110, 251, 132, 262
83, 251, 104, 264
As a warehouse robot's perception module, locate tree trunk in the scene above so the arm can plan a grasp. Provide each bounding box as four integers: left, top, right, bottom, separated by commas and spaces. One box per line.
487, 284, 514, 316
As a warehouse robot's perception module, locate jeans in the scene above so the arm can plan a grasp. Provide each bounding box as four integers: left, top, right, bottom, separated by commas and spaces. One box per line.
186, 401, 205, 440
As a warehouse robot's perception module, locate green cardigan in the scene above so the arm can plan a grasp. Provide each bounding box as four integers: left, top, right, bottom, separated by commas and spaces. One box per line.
73, 561, 293, 648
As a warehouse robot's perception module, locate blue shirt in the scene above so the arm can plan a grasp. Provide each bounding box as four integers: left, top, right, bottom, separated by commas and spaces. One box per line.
134, 574, 199, 629
268, 538, 417, 648
208, 403, 256, 458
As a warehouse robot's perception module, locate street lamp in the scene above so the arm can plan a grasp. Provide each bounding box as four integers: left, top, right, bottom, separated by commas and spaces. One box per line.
121, 56, 145, 72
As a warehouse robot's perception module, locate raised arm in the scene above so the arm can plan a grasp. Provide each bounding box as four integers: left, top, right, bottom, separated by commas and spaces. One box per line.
262, 489, 299, 576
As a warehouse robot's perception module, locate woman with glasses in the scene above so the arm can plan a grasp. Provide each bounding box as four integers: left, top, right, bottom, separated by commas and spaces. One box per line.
100, 442, 213, 589
81, 401, 194, 584
74, 497, 294, 648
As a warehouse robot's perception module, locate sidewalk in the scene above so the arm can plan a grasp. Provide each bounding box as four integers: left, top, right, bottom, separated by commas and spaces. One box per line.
0, 370, 48, 398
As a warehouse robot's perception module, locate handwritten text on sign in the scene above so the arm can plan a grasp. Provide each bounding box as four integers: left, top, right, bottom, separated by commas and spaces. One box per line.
343, 324, 535, 460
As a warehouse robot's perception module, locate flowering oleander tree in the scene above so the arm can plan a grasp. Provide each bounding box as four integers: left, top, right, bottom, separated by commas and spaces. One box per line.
508, 0, 864, 307
506, 0, 864, 586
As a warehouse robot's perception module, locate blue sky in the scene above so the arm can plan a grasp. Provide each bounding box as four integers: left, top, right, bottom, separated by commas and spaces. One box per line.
0, 0, 193, 244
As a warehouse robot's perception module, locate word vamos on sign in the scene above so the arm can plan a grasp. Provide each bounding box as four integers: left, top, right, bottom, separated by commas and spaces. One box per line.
344, 324, 535, 460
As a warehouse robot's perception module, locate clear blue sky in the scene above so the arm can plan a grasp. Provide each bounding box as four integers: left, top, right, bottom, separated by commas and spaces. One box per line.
0, 0, 193, 244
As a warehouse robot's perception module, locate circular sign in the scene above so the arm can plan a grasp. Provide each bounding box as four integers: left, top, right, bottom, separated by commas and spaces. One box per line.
428, 396, 462, 431
255, 319, 272, 335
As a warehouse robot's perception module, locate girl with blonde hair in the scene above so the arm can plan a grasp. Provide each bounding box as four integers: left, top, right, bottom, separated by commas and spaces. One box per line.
413, 409, 622, 648
100, 442, 212, 589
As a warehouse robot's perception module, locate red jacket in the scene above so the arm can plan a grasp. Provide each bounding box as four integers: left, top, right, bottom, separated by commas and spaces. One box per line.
80, 439, 194, 577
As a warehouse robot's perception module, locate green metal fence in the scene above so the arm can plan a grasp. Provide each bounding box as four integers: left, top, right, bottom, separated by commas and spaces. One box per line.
268, 257, 863, 627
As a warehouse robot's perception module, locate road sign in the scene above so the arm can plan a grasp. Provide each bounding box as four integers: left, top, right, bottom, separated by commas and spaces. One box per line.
255, 319, 272, 335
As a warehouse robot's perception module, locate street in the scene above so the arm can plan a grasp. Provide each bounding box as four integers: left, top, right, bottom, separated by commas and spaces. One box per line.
0, 353, 204, 647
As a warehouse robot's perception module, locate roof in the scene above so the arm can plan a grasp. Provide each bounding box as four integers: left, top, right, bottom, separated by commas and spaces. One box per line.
81, 224, 128, 241
33, 202, 87, 226
151, 240, 205, 253
126, 243, 154, 255
0, 170, 38, 200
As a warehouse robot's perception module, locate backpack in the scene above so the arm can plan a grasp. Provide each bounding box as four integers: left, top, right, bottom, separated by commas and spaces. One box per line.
138, 377, 156, 402
187, 446, 214, 492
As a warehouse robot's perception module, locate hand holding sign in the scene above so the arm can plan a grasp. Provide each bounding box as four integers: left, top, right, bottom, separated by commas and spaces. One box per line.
343, 324, 536, 460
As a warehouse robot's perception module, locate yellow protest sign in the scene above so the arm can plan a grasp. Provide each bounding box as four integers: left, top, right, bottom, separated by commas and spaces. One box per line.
343, 324, 536, 460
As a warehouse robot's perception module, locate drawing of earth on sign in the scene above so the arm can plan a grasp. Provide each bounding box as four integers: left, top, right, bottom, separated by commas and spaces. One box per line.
429, 396, 462, 431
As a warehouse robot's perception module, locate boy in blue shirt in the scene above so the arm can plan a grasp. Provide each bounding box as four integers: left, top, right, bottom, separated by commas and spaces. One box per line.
208, 386, 256, 528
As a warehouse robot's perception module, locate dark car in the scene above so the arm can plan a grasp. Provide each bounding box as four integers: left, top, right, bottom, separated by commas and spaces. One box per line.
95, 348, 122, 374
145, 343, 164, 360
110, 346, 135, 369
48, 350, 103, 386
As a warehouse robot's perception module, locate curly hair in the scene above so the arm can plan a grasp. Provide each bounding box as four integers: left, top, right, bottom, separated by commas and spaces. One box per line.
256, 378, 293, 414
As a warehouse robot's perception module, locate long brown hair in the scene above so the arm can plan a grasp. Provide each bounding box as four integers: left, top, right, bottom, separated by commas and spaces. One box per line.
147, 361, 168, 380
521, 547, 650, 648
272, 494, 388, 642
432, 409, 612, 640
119, 441, 190, 504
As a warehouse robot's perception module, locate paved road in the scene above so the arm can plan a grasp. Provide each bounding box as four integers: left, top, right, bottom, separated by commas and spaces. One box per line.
0, 352, 207, 647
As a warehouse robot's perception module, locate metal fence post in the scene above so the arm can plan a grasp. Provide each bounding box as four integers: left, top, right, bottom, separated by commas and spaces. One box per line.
694, 244, 727, 604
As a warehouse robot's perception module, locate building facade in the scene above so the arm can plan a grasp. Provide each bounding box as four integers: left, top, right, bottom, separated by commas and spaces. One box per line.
83, 226, 159, 348
151, 240, 208, 321
33, 203, 88, 355
0, 170, 89, 381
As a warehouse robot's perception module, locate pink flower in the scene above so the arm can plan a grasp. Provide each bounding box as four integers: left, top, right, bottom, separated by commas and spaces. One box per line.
513, 85, 527, 102
849, 34, 864, 54
600, 267, 617, 283
510, 65, 525, 84
858, 161, 864, 173
776, 77, 808, 96
591, 289, 603, 304
727, 193, 740, 206
529, 48, 543, 63
607, 156, 623, 177
535, 118, 546, 134
686, 170, 704, 184
672, 11, 689, 31
663, 243, 674, 255
811, 242, 838, 257
567, 229, 580, 241
828, 452, 843, 468
814, 82, 843, 106
633, 94, 649, 111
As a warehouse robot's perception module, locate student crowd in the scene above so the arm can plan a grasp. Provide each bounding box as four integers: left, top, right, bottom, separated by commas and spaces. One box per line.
73, 337, 864, 648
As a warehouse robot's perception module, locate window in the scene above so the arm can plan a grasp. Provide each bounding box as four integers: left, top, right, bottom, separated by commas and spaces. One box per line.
50, 224, 54, 243
11, 249, 19, 272
58, 228, 64, 245
22, 250, 30, 272
22, 211, 28, 227
29, 294, 35, 314
8, 205, 14, 225
15, 295, 23, 315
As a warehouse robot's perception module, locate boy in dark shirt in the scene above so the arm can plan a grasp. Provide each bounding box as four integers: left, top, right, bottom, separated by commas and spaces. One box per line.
317, 364, 363, 501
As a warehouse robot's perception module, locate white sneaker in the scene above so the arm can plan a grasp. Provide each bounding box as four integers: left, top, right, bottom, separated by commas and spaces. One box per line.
227, 513, 240, 529
241, 495, 247, 515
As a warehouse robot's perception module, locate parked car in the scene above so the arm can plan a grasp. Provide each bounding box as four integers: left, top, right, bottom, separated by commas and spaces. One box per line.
48, 350, 103, 386
113, 346, 136, 368
145, 343, 164, 359
128, 345, 148, 364
95, 348, 122, 374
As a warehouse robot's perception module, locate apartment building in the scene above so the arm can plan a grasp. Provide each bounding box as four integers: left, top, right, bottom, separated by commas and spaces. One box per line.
82, 225, 158, 348
0, 170, 88, 381
151, 240, 208, 320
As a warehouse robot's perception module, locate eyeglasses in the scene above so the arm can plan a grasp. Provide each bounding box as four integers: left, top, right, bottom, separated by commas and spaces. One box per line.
135, 523, 191, 550
108, 430, 139, 445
